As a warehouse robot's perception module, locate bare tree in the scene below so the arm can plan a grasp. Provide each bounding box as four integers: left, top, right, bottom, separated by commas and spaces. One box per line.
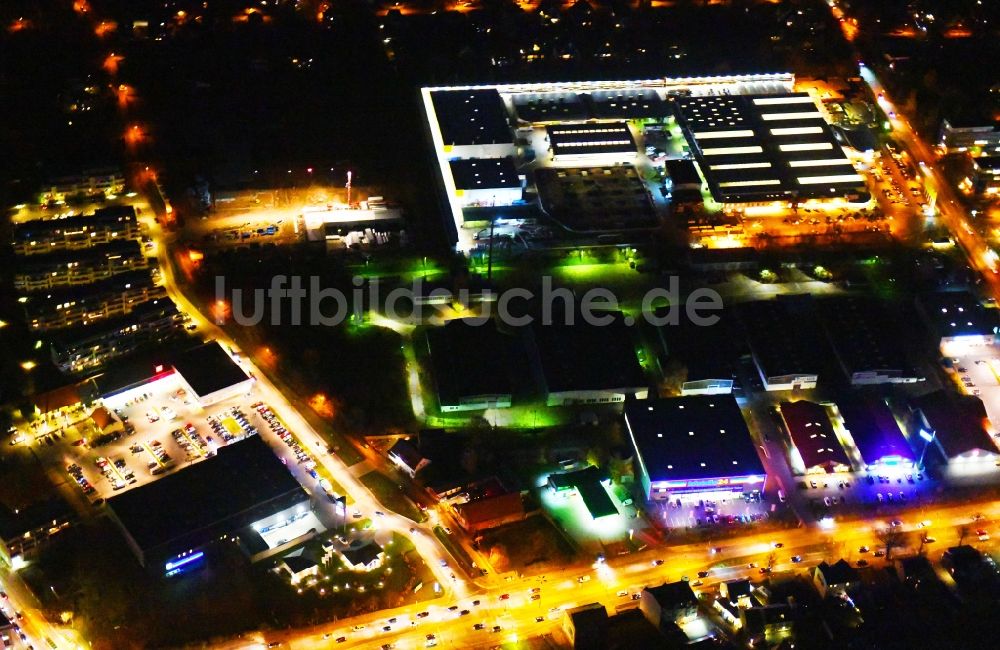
767, 552, 777, 572
877, 526, 906, 561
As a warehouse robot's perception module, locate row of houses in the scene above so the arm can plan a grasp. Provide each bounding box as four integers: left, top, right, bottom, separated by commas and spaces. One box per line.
12, 205, 141, 256
10, 204, 186, 373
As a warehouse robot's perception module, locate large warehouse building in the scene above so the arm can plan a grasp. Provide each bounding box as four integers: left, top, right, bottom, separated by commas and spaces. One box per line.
736, 297, 824, 391
908, 391, 999, 467
530, 310, 648, 406
425, 318, 529, 412
421, 74, 796, 250
674, 93, 868, 206
835, 396, 915, 472
170, 341, 254, 406
779, 401, 851, 474
816, 296, 921, 386
916, 290, 1000, 353
624, 396, 766, 501
107, 435, 311, 572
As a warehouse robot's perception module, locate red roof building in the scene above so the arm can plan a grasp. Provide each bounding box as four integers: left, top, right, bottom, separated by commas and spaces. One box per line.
780, 401, 851, 474
453, 492, 525, 533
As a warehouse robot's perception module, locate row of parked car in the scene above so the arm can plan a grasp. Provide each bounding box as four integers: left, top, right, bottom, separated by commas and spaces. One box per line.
147, 440, 173, 475
96, 455, 135, 490
172, 423, 211, 458
253, 402, 316, 474
67, 462, 96, 496
207, 407, 258, 444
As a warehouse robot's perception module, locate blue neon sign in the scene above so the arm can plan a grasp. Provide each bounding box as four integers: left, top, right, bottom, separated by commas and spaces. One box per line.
165, 551, 205, 574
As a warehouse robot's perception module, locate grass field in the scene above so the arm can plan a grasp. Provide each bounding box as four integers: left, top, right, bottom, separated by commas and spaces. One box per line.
479, 516, 576, 572
433, 525, 476, 574
359, 471, 426, 523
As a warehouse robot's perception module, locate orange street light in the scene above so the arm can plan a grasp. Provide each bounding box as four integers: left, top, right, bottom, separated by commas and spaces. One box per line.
124, 123, 146, 147
102, 53, 122, 75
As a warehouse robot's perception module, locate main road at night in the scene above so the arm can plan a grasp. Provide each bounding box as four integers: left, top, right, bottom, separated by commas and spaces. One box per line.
220, 495, 1000, 649
135, 53, 1000, 650
139, 182, 1000, 650
143, 213, 470, 597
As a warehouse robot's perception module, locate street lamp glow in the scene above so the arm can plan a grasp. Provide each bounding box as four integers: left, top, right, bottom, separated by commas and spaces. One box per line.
20, 360, 37, 372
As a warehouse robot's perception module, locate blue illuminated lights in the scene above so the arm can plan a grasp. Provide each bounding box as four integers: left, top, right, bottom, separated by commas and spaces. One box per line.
164, 551, 205, 576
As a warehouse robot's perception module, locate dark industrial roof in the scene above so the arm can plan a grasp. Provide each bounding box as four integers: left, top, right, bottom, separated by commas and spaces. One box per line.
736, 296, 825, 382
108, 436, 306, 559
535, 165, 657, 232
589, 89, 670, 120
431, 89, 512, 147
656, 307, 742, 384
624, 396, 764, 483
675, 93, 866, 203
513, 92, 588, 123
548, 465, 617, 519
425, 318, 526, 407
664, 158, 702, 187
816, 296, 915, 380
836, 125, 878, 152
911, 390, 997, 458
942, 115, 1000, 130
917, 291, 999, 340
780, 401, 850, 470
837, 396, 915, 465
531, 310, 646, 394
342, 541, 383, 567
645, 581, 697, 609
171, 341, 251, 399
449, 157, 521, 190
510, 89, 669, 123
547, 122, 637, 157
108, 436, 308, 555
236, 526, 269, 555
